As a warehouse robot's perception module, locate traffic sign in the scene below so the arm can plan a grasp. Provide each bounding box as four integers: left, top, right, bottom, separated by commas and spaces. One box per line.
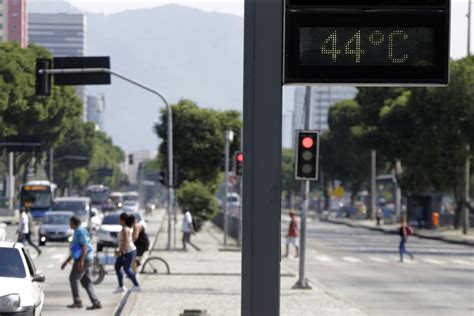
53, 57, 111, 85
0, 136, 41, 153
284, 0, 450, 85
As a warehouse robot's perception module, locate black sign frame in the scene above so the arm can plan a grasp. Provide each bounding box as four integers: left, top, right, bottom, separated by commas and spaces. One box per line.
53, 56, 111, 86
284, 4, 450, 85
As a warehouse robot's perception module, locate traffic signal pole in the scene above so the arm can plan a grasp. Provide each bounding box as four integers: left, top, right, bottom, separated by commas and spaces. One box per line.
39, 67, 174, 250
294, 86, 312, 289
241, 0, 283, 314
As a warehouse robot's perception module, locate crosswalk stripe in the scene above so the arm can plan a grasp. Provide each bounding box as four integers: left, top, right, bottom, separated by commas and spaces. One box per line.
314, 255, 333, 262
451, 259, 474, 266
368, 257, 388, 263
422, 258, 445, 265
342, 256, 361, 263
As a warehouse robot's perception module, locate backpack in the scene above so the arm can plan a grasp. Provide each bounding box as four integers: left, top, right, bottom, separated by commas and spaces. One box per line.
405, 225, 414, 236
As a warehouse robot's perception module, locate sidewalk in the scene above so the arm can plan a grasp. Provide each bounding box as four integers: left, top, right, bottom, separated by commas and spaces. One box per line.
322, 216, 474, 246
0, 208, 16, 225
121, 215, 367, 316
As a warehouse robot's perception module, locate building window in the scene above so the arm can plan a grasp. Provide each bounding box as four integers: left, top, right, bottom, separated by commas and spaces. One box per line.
12, 13, 19, 17
12, 0, 19, 5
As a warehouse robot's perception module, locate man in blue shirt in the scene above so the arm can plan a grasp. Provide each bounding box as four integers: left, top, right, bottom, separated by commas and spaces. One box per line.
61, 216, 101, 310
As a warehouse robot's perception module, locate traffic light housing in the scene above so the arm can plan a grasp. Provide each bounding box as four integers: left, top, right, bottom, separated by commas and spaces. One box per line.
35, 59, 52, 96
295, 130, 320, 180
128, 154, 134, 165
235, 152, 244, 176
158, 171, 168, 186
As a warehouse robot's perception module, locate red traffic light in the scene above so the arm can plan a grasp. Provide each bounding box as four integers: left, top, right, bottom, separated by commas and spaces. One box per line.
237, 153, 244, 162
301, 137, 314, 149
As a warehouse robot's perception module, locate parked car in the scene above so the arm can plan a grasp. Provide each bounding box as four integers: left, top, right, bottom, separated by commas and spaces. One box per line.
123, 201, 139, 213
53, 197, 101, 231
96, 211, 146, 252
38, 211, 74, 246
0, 242, 45, 315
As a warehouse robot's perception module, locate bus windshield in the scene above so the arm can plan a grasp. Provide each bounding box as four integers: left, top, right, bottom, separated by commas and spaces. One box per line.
20, 189, 52, 209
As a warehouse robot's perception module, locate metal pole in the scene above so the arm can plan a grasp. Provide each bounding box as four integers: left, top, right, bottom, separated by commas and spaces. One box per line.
241, 0, 283, 312
464, 145, 471, 235
49, 148, 54, 183
40, 67, 174, 250
8, 152, 14, 212
468, 0, 472, 56
294, 86, 312, 289
68, 171, 72, 197
370, 150, 377, 220
224, 133, 230, 247
239, 128, 244, 247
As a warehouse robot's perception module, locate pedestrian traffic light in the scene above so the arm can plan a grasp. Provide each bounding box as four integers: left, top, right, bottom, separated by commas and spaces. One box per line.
35, 59, 52, 96
235, 152, 244, 176
295, 130, 320, 180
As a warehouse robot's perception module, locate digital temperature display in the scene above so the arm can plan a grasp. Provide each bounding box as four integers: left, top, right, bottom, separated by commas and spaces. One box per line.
300, 27, 434, 66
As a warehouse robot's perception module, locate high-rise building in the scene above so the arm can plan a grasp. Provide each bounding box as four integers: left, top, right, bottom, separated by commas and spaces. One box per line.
292, 86, 358, 144
86, 94, 105, 130
0, 0, 28, 48
28, 13, 87, 117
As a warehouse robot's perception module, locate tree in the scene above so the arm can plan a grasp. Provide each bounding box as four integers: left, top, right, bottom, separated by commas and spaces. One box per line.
320, 100, 370, 201
155, 99, 241, 190
176, 180, 219, 228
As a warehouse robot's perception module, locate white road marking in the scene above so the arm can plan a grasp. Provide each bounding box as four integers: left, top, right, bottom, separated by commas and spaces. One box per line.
51, 254, 67, 260
451, 259, 474, 266
342, 256, 361, 263
368, 257, 388, 263
422, 258, 445, 265
314, 255, 333, 262
47, 264, 54, 269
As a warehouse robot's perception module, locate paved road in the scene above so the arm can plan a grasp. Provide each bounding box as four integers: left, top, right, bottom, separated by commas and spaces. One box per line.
3, 210, 162, 316
282, 218, 474, 316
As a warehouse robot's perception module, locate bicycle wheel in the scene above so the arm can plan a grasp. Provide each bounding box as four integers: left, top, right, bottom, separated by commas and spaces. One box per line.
91, 261, 106, 285
140, 257, 170, 275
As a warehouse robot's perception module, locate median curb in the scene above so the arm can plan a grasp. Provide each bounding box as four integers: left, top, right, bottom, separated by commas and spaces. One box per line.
322, 218, 474, 247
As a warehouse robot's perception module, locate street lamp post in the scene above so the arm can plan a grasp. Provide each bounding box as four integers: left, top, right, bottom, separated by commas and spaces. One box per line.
39, 67, 174, 249
223, 130, 234, 247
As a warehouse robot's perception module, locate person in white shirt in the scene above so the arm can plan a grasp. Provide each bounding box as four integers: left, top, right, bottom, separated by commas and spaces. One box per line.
182, 208, 200, 251
18, 207, 41, 256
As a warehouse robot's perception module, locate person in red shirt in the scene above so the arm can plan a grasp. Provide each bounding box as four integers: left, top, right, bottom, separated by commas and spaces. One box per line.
284, 210, 299, 258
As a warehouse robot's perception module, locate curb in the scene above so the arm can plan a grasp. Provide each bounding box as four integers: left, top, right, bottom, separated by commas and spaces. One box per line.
322, 218, 474, 247
113, 209, 168, 316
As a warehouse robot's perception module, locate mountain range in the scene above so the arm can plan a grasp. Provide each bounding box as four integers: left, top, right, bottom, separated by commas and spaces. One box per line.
29, 0, 244, 151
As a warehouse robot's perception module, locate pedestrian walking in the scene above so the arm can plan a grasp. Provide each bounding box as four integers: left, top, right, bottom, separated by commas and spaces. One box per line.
61, 216, 101, 310
182, 208, 200, 251
18, 207, 41, 257
131, 214, 150, 271
114, 213, 140, 293
399, 218, 414, 262
284, 210, 299, 258
376, 204, 383, 226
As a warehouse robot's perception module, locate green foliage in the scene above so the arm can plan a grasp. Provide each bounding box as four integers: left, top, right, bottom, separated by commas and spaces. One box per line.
0, 42, 125, 191
155, 99, 242, 222
176, 180, 219, 224
54, 121, 126, 191
321, 100, 370, 194
155, 99, 241, 189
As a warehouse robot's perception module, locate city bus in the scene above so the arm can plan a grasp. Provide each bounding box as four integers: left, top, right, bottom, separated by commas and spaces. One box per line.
19, 180, 56, 220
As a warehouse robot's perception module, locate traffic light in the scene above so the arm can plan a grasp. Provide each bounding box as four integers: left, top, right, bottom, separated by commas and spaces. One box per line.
35, 59, 52, 96
158, 171, 168, 186
235, 152, 244, 176
295, 130, 320, 180
128, 154, 134, 165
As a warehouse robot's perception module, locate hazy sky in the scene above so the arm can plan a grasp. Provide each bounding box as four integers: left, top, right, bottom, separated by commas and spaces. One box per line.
66, 0, 473, 59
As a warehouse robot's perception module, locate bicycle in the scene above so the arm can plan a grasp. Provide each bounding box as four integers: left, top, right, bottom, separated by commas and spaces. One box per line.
91, 247, 114, 285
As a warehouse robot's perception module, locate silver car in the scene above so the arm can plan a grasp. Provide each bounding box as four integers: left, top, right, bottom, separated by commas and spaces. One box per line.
38, 211, 74, 246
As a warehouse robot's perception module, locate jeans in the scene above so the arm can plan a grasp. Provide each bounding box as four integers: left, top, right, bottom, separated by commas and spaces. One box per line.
399, 237, 413, 261
115, 250, 139, 287
69, 260, 99, 304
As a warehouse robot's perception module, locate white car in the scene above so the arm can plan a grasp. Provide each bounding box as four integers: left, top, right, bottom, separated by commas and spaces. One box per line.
96, 212, 146, 252
123, 201, 139, 213
0, 242, 45, 316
